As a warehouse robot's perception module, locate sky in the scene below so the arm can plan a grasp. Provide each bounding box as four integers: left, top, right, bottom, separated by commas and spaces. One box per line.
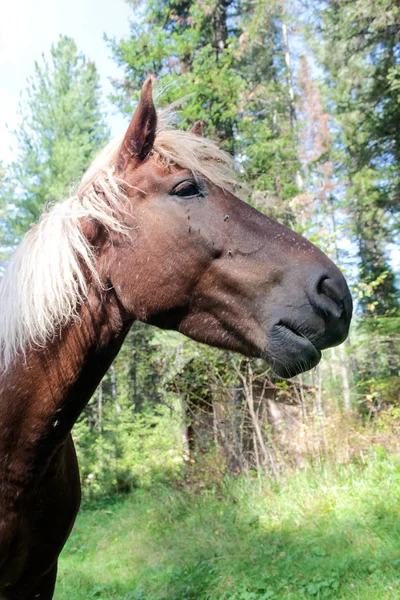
0, 0, 133, 164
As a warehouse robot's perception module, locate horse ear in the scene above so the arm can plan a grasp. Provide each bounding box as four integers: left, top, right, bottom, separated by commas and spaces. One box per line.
117, 78, 157, 172
189, 121, 203, 137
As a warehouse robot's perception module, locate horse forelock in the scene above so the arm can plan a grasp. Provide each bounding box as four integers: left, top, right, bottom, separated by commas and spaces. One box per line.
152, 113, 239, 194
0, 112, 240, 369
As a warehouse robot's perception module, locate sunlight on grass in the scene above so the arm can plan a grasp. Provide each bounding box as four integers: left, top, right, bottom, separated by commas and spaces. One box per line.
55, 453, 400, 599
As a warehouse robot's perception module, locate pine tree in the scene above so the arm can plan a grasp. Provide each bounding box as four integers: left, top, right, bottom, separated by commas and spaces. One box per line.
108, 0, 301, 200
311, 0, 399, 316
307, 0, 400, 407
4, 35, 109, 240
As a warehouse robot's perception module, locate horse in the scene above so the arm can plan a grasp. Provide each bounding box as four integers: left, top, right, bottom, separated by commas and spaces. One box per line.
0, 78, 352, 598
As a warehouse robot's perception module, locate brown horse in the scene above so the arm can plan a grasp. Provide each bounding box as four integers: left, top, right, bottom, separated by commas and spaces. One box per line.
0, 79, 352, 599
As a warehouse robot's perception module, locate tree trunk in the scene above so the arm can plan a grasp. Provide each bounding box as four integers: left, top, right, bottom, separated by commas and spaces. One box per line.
281, 17, 303, 190
339, 344, 351, 409
212, 0, 230, 54
110, 364, 121, 413
315, 365, 323, 416
182, 397, 191, 463
97, 382, 103, 433
236, 361, 278, 478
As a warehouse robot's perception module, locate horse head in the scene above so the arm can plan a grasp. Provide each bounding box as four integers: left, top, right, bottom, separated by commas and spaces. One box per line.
103, 78, 352, 377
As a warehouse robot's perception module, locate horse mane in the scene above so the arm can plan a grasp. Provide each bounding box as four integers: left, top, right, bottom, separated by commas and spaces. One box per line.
0, 114, 238, 369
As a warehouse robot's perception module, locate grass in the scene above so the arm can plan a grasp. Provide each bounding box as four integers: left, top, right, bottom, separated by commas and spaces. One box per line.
55, 451, 400, 599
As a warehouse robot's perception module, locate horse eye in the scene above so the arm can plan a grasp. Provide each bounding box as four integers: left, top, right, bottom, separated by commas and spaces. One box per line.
172, 181, 201, 197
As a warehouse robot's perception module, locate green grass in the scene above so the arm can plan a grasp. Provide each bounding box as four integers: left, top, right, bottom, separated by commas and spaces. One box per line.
55, 452, 400, 599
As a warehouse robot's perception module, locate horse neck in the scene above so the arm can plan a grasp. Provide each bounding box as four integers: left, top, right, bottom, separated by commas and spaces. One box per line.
0, 285, 132, 492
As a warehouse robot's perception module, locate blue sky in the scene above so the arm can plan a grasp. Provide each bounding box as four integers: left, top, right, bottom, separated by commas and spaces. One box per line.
0, 0, 133, 164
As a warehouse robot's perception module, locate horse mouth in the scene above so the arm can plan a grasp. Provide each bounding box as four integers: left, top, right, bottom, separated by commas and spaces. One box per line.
266, 321, 322, 378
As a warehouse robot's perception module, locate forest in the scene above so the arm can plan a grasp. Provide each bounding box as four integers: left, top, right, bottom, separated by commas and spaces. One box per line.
0, 0, 399, 598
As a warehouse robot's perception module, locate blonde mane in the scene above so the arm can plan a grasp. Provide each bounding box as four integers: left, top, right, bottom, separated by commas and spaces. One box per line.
0, 115, 239, 369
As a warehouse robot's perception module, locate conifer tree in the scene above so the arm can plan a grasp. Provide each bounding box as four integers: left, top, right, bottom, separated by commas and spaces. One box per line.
4, 35, 109, 240
312, 0, 399, 315
308, 0, 400, 405
108, 0, 301, 200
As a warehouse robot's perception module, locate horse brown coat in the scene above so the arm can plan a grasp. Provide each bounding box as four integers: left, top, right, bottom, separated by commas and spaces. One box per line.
0, 79, 352, 598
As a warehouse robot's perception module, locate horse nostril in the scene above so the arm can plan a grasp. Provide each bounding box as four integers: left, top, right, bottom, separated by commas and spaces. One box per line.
313, 275, 345, 320
302, 269, 352, 350
319, 277, 343, 311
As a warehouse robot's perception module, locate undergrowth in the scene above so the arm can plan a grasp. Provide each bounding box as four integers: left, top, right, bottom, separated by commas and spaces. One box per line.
55, 450, 400, 599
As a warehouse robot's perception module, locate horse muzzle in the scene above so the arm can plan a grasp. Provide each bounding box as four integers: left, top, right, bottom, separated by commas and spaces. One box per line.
264, 268, 353, 378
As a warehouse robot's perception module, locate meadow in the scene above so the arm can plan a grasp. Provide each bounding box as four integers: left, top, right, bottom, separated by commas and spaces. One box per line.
55, 450, 400, 600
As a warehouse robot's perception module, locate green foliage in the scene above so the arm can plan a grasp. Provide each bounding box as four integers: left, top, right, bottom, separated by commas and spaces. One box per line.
56, 453, 400, 599
75, 403, 182, 496
1, 10, 399, 593
74, 324, 184, 497
3, 35, 109, 240
316, 0, 400, 195
108, 0, 301, 197
311, 0, 400, 314
297, 0, 400, 405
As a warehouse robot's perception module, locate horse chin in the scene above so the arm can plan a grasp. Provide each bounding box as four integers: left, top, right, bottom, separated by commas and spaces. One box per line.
268, 352, 321, 379
263, 323, 322, 379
